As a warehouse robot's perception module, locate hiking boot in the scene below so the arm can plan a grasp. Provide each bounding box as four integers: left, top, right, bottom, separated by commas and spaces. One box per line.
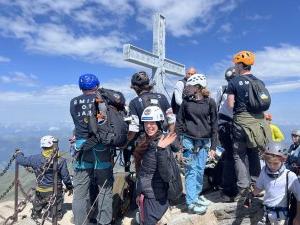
31, 211, 42, 220
196, 195, 210, 206
220, 192, 235, 203
57, 212, 63, 221
187, 204, 207, 215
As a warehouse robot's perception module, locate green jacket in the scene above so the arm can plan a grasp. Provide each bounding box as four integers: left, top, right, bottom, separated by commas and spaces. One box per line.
234, 112, 272, 149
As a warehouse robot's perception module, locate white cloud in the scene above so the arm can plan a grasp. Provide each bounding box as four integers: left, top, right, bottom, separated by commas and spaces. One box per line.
246, 14, 271, 21
0, 0, 240, 66
0, 72, 38, 87
48, 126, 60, 131
253, 45, 300, 79
0, 1, 134, 67
0, 79, 135, 124
267, 80, 300, 93
210, 44, 300, 85
218, 23, 232, 33
135, 0, 238, 37
0, 55, 10, 63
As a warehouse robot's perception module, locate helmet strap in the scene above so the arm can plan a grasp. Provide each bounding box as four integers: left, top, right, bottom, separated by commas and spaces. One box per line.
265, 163, 285, 179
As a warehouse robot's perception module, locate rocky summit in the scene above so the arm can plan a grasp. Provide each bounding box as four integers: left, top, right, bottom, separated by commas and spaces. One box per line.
0, 173, 265, 225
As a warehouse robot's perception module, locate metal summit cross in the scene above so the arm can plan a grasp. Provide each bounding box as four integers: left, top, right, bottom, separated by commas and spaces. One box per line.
123, 13, 185, 96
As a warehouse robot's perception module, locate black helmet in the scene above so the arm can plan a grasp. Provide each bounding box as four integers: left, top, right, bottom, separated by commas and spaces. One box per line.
131, 71, 150, 87
225, 67, 236, 81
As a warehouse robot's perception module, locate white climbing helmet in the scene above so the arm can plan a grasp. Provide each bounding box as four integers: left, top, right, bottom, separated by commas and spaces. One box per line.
292, 129, 300, 136
186, 73, 207, 88
40, 135, 55, 148
141, 106, 164, 122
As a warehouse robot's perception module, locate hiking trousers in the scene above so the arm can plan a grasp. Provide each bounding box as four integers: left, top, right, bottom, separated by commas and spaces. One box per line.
72, 169, 113, 225
32, 190, 63, 217
232, 123, 261, 189
218, 122, 238, 196
143, 197, 169, 225
182, 136, 210, 206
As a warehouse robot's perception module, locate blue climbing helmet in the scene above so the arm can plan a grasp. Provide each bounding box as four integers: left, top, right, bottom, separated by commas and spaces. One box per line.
78, 73, 99, 90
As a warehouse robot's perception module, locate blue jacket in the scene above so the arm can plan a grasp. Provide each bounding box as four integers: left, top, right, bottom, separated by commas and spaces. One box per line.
16, 152, 73, 191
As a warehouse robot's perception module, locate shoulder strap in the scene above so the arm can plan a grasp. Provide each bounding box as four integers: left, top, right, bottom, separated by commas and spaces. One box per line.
286, 171, 290, 209
217, 86, 227, 112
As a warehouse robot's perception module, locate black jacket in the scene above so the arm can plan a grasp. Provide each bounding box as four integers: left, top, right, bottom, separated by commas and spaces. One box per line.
176, 97, 218, 150
136, 140, 172, 199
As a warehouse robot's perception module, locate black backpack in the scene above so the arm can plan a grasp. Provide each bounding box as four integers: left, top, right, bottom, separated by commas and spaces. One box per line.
81, 88, 128, 150
171, 79, 186, 114
243, 76, 271, 113
139, 92, 168, 129
167, 150, 183, 202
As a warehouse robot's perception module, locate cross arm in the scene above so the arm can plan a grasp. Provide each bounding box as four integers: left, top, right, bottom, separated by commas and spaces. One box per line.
123, 44, 159, 69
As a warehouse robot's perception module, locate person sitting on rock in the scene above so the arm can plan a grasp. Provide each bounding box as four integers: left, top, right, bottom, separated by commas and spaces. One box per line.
249, 141, 300, 225
15, 135, 73, 220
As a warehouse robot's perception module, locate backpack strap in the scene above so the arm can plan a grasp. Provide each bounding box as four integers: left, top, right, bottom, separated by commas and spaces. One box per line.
286, 171, 291, 216
217, 86, 227, 112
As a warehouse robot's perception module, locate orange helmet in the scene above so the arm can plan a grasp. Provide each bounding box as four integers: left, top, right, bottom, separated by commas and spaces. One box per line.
264, 113, 272, 121
233, 51, 255, 66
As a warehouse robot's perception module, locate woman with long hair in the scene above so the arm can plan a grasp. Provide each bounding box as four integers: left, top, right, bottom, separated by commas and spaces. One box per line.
134, 105, 177, 225
176, 73, 218, 214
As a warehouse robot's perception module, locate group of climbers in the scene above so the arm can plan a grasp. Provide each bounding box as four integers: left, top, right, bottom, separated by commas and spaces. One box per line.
13, 50, 300, 225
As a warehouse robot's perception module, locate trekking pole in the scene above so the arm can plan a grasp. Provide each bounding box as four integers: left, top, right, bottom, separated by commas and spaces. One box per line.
52, 138, 59, 225
14, 153, 19, 223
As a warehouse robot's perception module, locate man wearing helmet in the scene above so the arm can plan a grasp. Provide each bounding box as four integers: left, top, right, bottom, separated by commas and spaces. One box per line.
215, 66, 238, 201
286, 129, 300, 176
124, 71, 176, 172
246, 141, 300, 225
171, 67, 197, 114
15, 135, 73, 220
226, 51, 272, 199
70, 74, 114, 225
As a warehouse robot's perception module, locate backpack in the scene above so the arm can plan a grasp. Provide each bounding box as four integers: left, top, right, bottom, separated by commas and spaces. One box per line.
167, 150, 183, 202
243, 76, 271, 113
139, 92, 168, 129
84, 88, 128, 149
140, 92, 163, 109
171, 79, 187, 114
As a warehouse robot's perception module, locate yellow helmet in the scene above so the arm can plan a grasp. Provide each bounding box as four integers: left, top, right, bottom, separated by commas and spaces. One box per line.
233, 50, 255, 66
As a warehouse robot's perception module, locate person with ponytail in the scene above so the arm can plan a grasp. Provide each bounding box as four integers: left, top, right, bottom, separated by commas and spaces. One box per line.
176, 73, 218, 215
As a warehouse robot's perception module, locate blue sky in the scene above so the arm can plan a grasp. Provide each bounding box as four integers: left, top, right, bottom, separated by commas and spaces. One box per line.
0, 0, 300, 129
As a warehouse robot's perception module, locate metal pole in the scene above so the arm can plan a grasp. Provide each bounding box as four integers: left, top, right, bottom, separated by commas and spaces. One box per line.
14, 152, 19, 222
52, 139, 58, 225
